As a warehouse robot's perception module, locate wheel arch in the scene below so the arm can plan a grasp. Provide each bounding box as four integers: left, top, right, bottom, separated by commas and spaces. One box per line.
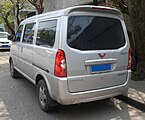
35, 73, 52, 97
35, 74, 44, 85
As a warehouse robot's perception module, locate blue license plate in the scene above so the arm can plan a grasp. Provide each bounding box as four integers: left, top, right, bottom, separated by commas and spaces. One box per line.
2, 45, 8, 47
91, 64, 111, 72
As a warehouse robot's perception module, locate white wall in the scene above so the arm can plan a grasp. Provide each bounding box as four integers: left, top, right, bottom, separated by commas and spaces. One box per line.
43, 0, 93, 12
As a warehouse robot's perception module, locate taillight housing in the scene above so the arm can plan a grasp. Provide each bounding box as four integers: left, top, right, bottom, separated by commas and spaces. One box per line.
54, 49, 67, 77
127, 48, 132, 70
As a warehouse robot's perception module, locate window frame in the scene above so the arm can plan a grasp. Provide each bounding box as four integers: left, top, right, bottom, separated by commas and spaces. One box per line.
22, 22, 36, 45
15, 25, 24, 42
35, 18, 58, 48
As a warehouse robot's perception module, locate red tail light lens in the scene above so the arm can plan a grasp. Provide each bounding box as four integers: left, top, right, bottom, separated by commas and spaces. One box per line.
127, 48, 132, 70
54, 49, 67, 77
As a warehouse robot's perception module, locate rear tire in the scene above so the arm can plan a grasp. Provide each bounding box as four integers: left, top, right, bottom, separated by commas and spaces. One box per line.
37, 79, 58, 112
10, 59, 19, 78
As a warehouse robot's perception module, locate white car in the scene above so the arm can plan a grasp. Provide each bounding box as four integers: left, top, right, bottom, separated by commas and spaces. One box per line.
0, 32, 13, 49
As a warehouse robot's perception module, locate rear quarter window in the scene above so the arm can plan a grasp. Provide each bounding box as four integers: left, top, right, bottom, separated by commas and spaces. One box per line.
36, 20, 57, 48
67, 16, 125, 50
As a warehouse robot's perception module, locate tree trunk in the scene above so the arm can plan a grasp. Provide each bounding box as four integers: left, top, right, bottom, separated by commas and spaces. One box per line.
3, 18, 15, 35
16, 3, 20, 25
127, 0, 145, 79
36, 0, 44, 14
28, 0, 44, 14
36, 6, 44, 14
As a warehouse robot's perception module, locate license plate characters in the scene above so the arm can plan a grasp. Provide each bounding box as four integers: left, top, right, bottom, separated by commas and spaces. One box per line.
91, 64, 111, 73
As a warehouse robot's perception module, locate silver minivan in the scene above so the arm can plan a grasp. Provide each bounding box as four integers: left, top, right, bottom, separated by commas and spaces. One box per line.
9, 5, 131, 112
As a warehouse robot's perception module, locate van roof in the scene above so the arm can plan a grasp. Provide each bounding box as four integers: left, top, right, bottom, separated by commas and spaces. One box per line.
21, 5, 123, 24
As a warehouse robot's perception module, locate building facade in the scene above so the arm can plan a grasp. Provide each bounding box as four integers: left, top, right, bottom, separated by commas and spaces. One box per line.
43, 0, 93, 12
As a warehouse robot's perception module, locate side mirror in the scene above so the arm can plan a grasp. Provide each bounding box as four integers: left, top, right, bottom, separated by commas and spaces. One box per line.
8, 34, 15, 41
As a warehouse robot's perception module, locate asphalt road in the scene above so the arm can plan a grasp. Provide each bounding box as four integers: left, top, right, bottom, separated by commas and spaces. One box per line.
0, 50, 144, 120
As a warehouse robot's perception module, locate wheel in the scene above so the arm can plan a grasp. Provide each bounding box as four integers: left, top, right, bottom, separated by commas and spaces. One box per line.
37, 79, 58, 112
10, 59, 19, 78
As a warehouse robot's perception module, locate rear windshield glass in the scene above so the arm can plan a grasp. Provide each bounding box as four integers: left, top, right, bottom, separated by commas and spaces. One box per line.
67, 16, 125, 50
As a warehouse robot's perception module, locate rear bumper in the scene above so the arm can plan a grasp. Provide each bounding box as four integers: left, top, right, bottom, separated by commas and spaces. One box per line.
49, 70, 131, 105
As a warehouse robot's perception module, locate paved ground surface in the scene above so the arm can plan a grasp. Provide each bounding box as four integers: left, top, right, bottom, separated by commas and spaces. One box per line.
0, 50, 145, 120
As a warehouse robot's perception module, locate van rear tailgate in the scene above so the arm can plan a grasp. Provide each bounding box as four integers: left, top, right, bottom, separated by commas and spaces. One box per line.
66, 50, 128, 93
62, 13, 129, 93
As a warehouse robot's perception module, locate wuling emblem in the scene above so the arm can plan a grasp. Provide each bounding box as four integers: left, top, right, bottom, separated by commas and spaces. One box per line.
98, 53, 106, 58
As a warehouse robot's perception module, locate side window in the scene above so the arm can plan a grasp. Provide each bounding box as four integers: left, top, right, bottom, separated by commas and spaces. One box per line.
15, 25, 23, 42
22, 23, 35, 44
36, 20, 57, 47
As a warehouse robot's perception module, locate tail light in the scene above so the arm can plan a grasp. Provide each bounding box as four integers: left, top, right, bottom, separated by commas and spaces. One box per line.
127, 48, 132, 70
54, 49, 67, 77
